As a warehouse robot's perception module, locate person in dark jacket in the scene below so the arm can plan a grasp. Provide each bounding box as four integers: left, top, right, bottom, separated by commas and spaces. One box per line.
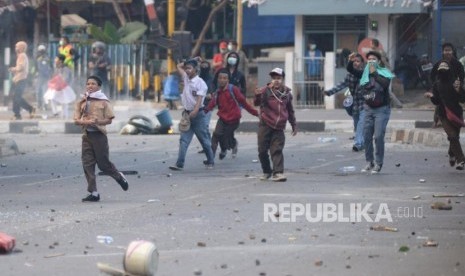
327, 53, 365, 151
355, 51, 394, 174
213, 51, 247, 97
430, 43, 465, 127
425, 60, 465, 170
204, 68, 258, 159
254, 68, 297, 182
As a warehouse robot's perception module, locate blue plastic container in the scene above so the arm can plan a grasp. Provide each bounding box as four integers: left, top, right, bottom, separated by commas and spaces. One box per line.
155, 109, 173, 128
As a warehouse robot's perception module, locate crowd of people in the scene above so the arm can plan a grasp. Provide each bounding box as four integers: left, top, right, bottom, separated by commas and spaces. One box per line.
324, 39, 465, 173
7, 36, 465, 201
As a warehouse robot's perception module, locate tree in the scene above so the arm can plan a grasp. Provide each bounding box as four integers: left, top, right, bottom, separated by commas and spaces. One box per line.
190, 0, 229, 56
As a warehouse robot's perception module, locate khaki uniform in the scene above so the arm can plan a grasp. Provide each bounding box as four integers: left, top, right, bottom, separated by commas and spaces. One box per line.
74, 97, 122, 193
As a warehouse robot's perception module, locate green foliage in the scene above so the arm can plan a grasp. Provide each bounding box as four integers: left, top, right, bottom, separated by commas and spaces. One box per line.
118, 22, 148, 44
88, 21, 148, 44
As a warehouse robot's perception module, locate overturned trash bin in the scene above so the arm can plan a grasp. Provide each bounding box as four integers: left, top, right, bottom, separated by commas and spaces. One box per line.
120, 110, 173, 135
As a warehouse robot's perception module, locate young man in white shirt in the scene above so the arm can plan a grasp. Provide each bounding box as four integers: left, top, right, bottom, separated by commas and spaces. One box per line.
170, 59, 215, 170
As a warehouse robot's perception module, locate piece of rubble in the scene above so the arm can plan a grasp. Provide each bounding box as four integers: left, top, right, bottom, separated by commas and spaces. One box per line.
431, 202, 452, 210
370, 225, 398, 232
423, 240, 438, 247
432, 193, 464, 198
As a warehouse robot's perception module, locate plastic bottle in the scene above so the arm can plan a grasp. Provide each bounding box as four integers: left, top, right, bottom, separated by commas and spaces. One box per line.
318, 137, 337, 143
96, 235, 114, 244
336, 166, 356, 175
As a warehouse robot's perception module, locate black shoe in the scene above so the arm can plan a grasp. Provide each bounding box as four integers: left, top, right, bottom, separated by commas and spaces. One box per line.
82, 194, 100, 202
117, 172, 129, 191
219, 151, 227, 160
352, 145, 359, 152
169, 165, 183, 171
198, 149, 205, 154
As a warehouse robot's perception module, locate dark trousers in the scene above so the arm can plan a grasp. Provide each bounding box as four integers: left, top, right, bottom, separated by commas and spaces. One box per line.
211, 119, 239, 155
81, 131, 121, 193
11, 80, 33, 118
257, 122, 285, 174
441, 117, 465, 163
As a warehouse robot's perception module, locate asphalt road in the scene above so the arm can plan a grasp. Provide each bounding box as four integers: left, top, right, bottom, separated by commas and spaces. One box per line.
0, 132, 464, 276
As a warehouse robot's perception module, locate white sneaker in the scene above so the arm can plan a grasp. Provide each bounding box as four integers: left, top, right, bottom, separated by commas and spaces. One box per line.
361, 162, 374, 172
271, 173, 287, 182
260, 173, 271, 180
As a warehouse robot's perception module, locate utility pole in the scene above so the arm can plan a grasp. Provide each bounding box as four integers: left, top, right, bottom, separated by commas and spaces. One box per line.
236, 0, 243, 50
167, 0, 175, 73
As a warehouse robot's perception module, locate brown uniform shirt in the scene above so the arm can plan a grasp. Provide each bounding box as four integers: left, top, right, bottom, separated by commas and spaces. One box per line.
74, 98, 114, 135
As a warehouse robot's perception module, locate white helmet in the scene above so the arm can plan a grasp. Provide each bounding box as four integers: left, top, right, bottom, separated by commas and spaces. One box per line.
38, 44, 46, 51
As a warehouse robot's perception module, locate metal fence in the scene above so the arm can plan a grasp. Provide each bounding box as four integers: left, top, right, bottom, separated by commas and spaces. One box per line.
47, 42, 157, 101
293, 56, 325, 108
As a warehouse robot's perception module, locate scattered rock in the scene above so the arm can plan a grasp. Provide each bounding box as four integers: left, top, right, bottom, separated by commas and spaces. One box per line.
431, 202, 452, 210
423, 240, 438, 247
197, 242, 206, 247
399, 245, 409, 252
370, 225, 398, 232
314, 260, 323, 266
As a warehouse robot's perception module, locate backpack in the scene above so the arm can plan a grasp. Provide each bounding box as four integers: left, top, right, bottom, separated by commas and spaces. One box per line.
361, 77, 387, 108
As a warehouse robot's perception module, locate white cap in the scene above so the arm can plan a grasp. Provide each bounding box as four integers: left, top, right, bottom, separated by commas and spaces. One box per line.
269, 67, 285, 77
38, 44, 46, 51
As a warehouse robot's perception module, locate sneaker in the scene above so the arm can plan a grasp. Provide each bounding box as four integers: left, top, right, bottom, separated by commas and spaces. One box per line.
456, 161, 465, 170
11, 116, 21, 121
82, 194, 100, 202
169, 165, 183, 171
361, 162, 374, 172
29, 107, 36, 119
371, 164, 382, 174
219, 151, 227, 160
271, 173, 287, 182
198, 149, 205, 154
232, 141, 238, 158
449, 156, 456, 167
352, 145, 359, 152
259, 173, 272, 181
205, 164, 214, 169
117, 172, 129, 191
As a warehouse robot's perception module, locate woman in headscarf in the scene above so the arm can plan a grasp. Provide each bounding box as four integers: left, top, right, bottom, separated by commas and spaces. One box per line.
425, 59, 465, 170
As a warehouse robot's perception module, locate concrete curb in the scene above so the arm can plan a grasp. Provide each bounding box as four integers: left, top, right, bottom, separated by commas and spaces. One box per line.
1, 119, 438, 134
390, 128, 448, 147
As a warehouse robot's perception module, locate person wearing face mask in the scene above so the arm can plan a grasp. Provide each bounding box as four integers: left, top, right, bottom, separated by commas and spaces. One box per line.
425, 59, 465, 170
430, 43, 464, 128
306, 39, 323, 80
212, 41, 228, 74
254, 68, 297, 182
227, 41, 249, 79
351, 51, 394, 174
213, 51, 247, 98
